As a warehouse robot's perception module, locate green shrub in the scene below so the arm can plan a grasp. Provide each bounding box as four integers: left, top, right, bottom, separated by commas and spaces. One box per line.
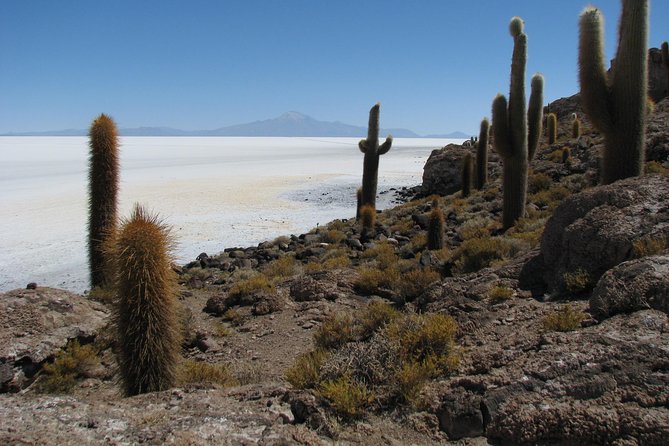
452, 236, 512, 274
542, 305, 586, 332
314, 313, 355, 350
37, 341, 99, 393
285, 349, 328, 389
319, 374, 373, 420
177, 360, 238, 387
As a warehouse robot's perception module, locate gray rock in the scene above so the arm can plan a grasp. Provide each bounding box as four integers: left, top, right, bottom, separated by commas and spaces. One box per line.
421, 144, 474, 197
0, 287, 108, 392
590, 254, 669, 320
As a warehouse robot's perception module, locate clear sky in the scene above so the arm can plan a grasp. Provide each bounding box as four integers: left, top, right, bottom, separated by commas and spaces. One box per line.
1, 0, 667, 135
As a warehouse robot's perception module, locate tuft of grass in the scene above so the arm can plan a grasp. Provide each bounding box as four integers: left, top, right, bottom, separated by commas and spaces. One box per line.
320, 229, 347, 244
358, 300, 400, 339
361, 242, 397, 269
228, 273, 274, 299
319, 374, 373, 420
488, 285, 514, 302
529, 185, 571, 211
563, 269, 592, 294
285, 349, 329, 389
222, 308, 244, 326
631, 237, 667, 258
397, 269, 441, 301
36, 341, 99, 393
262, 255, 299, 280
542, 305, 586, 332
314, 313, 355, 350
354, 266, 401, 295
394, 359, 435, 404
177, 359, 238, 387
528, 172, 553, 193
452, 236, 512, 274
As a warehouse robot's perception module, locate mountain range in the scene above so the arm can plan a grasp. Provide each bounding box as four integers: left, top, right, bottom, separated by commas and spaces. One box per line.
2, 112, 469, 138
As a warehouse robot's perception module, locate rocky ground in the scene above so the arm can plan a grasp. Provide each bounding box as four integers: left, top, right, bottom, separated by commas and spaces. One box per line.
0, 98, 668, 445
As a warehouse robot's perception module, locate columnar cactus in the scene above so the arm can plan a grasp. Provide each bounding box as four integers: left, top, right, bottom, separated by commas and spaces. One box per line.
662, 42, 668, 98
359, 204, 376, 242
111, 204, 180, 396
476, 118, 490, 190
88, 114, 119, 288
355, 187, 363, 220
492, 17, 544, 229
461, 153, 473, 198
579, 0, 648, 184
427, 206, 444, 251
547, 113, 557, 144
359, 103, 392, 209
572, 113, 581, 139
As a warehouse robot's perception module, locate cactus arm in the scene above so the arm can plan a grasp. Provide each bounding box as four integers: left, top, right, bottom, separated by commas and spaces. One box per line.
492, 94, 512, 159
378, 136, 393, 155
367, 103, 381, 147
359, 140, 368, 153
527, 74, 544, 160
476, 117, 490, 190
579, 7, 613, 134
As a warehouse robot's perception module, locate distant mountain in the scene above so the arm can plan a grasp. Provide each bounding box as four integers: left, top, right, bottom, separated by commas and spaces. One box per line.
2, 112, 463, 138
425, 131, 470, 139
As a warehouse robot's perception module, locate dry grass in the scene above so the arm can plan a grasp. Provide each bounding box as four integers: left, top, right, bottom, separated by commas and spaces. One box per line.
314, 313, 355, 350
228, 273, 274, 298
177, 360, 238, 387
542, 305, 586, 332
285, 350, 329, 389
36, 341, 100, 393
262, 255, 299, 279
319, 374, 374, 420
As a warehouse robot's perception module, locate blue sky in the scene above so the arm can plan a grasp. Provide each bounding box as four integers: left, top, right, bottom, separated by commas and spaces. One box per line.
1, 1, 667, 135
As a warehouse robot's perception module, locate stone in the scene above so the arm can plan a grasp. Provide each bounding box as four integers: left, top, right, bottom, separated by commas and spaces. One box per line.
421, 144, 475, 197
590, 254, 669, 320
0, 288, 108, 392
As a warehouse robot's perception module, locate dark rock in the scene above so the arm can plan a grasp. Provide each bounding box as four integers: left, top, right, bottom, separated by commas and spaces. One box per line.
412, 213, 429, 229
437, 388, 484, 440
252, 293, 285, 316
539, 174, 669, 294
421, 144, 474, 197
25, 283, 37, 290
289, 275, 344, 302
590, 254, 669, 320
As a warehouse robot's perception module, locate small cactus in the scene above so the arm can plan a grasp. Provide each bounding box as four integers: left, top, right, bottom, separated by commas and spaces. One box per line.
571, 113, 581, 139
547, 113, 557, 144
110, 204, 181, 396
492, 17, 544, 229
461, 153, 473, 198
476, 118, 490, 190
359, 103, 392, 209
578, 0, 648, 184
88, 114, 119, 288
427, 207, 444, 250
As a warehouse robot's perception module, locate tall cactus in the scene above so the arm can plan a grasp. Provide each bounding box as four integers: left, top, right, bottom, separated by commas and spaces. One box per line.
359, 103, 393, 209
476, 118, 490, 190
547, 113, 557, 144
578, 0, 648, 184
88, 114, 119, 288
111, 204, 181, 396
427, 206, 444, 251
492, 17, 544, 229
662, 42, 668, 99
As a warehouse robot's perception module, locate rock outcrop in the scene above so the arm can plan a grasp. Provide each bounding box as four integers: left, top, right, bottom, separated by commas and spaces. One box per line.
0, 287, 108, 392
421, 144, 478, 197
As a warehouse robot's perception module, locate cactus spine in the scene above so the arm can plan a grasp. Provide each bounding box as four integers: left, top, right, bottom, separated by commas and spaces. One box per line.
547, 113, 557, 144
476, 118, 490, 189
88, 114, 119, 288
359, 103, 392, 209
427, 206, 444, 250
662, 42, 668, 99
111, 204, 180, 396
572, 113, 581, 139
578, 0, 648, 184
492, 17, 544, 230
461, 153, 473, 198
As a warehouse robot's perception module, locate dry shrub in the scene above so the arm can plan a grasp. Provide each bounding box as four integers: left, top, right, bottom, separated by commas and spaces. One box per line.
394, 359, 435, 404
285, 349, 329, 389
314, 313, 355, 350
563, 269, 592, 294
645, 161, 669, 174
632, 237, 667, 258
398, 269, 441, 301
488, 285, 514, 302
319, 374, 373, 420
222, 308, 244, 326
458, 217, 494, 241
361, 242, 397, 269
542, 305, 586, 332
228, 273, 273, 299
452, 236, 513, 274
36, 341, 100, 393
354, 266, 400, 295
262, 255, 298, 279
358, 300, 400, 339
320, 229, 347, 244
528, 172, 553, 193
529, 185, 571, 210
177, 360, 238, 387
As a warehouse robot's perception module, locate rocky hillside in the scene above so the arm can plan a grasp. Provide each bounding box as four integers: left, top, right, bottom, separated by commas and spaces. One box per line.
0, 99, 668, 445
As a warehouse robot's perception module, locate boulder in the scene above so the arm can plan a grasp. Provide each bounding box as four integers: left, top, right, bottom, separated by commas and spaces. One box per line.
646, 98, 669, 163
421, 144, 474, 197
0, 287, 108, 392
590, 254, 669, 320
539, 174, 669, 294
